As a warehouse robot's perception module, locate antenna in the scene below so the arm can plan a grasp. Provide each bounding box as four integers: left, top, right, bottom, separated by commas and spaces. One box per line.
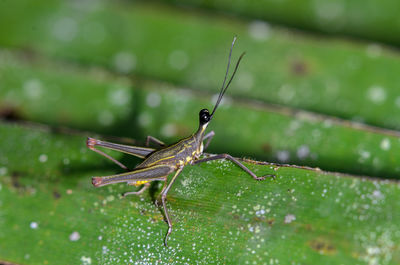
210, 37, 245, 117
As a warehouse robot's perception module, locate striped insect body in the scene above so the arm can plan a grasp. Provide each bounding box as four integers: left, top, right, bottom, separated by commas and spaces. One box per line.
87, 37, 274, 246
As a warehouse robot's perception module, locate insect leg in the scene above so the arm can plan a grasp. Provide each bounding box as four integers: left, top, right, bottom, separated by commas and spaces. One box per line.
91, 164, 173, 187
159, 166, 183, 247
87, 137, 129, 169
202, 131, 215, 150
194, 154, 274, 180
123, 182, 151, 197
155, 180, 168, 208
87, 137, 155, 161
146, 136, 166, 147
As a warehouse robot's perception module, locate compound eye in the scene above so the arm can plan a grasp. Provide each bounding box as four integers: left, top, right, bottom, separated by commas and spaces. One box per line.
201, 114, 209, 122
199, 109, 210, 124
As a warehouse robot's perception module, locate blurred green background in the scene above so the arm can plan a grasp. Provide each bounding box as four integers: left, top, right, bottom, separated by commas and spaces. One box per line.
1, 0, 400, 264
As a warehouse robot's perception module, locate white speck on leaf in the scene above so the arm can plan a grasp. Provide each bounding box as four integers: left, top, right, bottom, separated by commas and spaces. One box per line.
80, 256, 92, 265
113, 51, 136, 73
358, 150, 371, 163
146, 92, 161, 108
102, 245, 109, 254
276, 150, 290, 163
69, 231, 80, 241
284, 214, 296, 224
366, 44, 382, 58
380, 138, 390, 151
39, 154, 48, 163
52, 17, 78, 42
297, 145, 310, 160
372, 190, 384, 200
248, 20, 270, 41
314, 1, 344, 22
278, 84, 295, 103
0, 167, 7, 176
109, 87, 131, 106
30, 222, 38, 229
106, 195, 115, 202
367, 86, 386, 104
23, 79, 43, 99
180, 178, 192, 188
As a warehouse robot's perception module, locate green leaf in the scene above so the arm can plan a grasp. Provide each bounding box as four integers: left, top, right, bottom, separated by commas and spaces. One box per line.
0, 51, 399, 179
1, 0, 400, 264
162, 0, 400, 46
1, 122, 400, 264
1, 0, 400, 130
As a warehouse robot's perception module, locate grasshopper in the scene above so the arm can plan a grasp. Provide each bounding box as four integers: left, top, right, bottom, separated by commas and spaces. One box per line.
87, 37, 272, 246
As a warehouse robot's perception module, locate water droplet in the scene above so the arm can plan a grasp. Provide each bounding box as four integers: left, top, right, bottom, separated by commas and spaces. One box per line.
109, 87, 131, 106
358, 150, 371, 163
297, 145, 310, 160
367, 86, 386, 104
52, 17, 78, 42
372, 190, 384, 200
146, 92, 161, 108
80, 256, 92, 265
395, 97, 400, 108
248, 20, 270, 41
276, 150, 290, 163
284, 214, 296, 224
113, 51, 136, 73
30, 222, 39, 229
69, 231, 80, 241
278, 84, 295, 103
39, 154, 48, 163
380, 138, 390, 151
366, 44, 382, 58
0, 167, 8, 176
23, 79, 43, 99
314, 2, 344, 23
